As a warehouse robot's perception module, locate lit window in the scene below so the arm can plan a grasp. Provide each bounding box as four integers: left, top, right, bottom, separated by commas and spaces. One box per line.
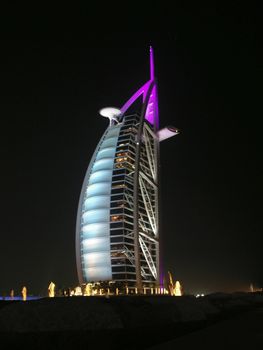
111, 215, 124, 222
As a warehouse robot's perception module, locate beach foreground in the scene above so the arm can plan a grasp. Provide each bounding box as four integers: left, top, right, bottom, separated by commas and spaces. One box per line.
0, 292, 262, 348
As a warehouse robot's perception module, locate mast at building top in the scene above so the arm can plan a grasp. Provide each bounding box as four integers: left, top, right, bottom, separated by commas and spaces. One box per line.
150, 46, 155, 81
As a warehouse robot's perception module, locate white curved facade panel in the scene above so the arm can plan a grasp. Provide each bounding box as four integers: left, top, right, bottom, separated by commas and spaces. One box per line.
76, 125, 121, 282
82, 237, 109, 253
84, 195, 110, 211
84, 266, 112, 281
96, 147, 116, 161
106, 127, 121, 138
83, 252, 111, 267
89, 170, 113, 185
101, 137, 118, 148
82, 209, 109, 225
82, 222, 109, 237
85, 182, 111, 198
92, 159, 113, 172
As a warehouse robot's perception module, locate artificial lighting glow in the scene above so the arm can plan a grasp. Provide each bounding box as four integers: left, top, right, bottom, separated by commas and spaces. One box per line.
99, 107, 122, 125
84, 195, 110, 211
82, 222, 109, 237
86, 182, 111, 197
89, 170, 113, 185
82, 237, 109, 253
99, 107, 121, 118
96, 147, 116, 161
174, 281, 182, 296
48, 281, 55, 297
196, 293, 205, 298
84, 266, 112, 281
82, 208, 109, 225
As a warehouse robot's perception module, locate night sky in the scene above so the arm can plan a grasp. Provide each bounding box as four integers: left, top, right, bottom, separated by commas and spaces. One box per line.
0, 5, 262, 296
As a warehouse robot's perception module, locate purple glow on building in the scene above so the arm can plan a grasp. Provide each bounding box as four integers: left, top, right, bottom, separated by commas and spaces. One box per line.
120, 47, 159, 128
150, 46, 154, 80
120, 81, 151, 115
145, 85, 159, 127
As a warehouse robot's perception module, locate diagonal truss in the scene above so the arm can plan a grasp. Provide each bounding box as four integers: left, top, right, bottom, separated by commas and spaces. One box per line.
135, 120, 159, 280
122, 245, 147, 278
139, 175, 157, 235
143, 125, 156, 179
114, 48, 160, 287
139, 236, 157, 279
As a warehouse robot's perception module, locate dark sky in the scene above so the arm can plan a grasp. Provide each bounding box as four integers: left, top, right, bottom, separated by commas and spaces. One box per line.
0, 5, 262, 295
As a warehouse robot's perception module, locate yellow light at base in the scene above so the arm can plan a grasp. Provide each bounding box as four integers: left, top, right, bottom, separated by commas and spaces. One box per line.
22, 286, 27, 301
174, 281, 182, 296
48, 281, 55, 297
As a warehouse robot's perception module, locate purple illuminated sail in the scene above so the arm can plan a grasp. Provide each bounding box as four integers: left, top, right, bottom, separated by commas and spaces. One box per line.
121, 46, 159, 128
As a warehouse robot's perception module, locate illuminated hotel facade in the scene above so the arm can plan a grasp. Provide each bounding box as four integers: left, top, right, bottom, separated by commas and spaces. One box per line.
76, 48, 178, 289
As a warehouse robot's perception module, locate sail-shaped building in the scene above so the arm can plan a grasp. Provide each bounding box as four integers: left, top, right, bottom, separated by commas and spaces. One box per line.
76, 47, 179, 290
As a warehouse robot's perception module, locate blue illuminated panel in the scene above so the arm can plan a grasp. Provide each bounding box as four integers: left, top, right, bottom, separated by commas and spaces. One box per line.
77, 125, 121, 282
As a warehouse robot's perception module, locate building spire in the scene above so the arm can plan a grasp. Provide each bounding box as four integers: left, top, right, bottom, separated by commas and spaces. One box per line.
150, 46, 154, 80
